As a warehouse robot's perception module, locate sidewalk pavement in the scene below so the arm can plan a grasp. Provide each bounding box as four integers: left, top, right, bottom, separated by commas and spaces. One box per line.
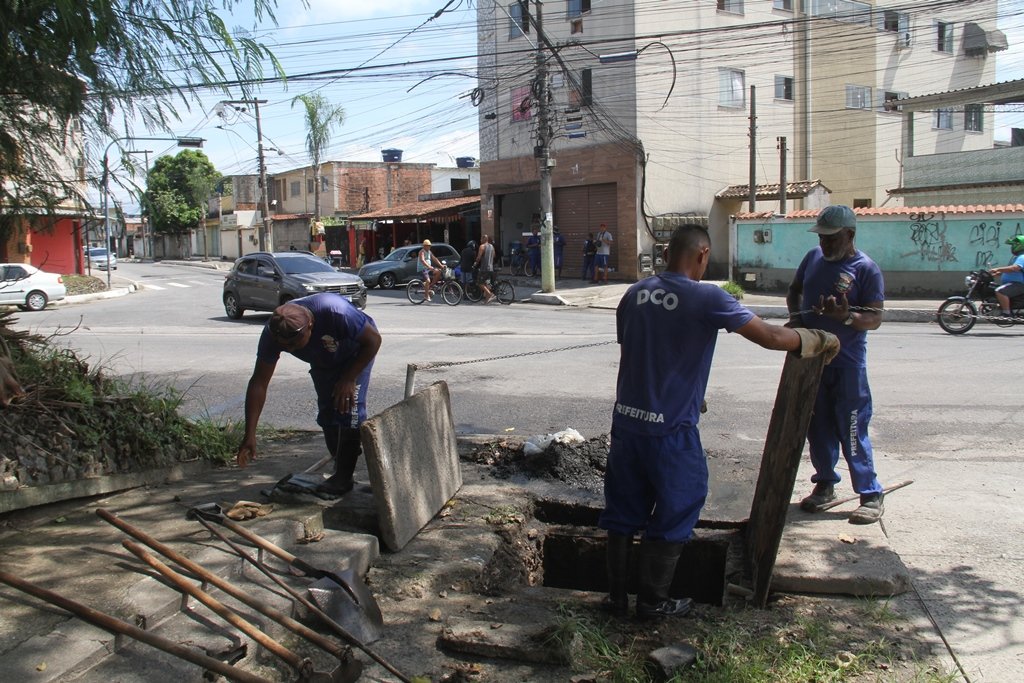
521, 275, 941, 322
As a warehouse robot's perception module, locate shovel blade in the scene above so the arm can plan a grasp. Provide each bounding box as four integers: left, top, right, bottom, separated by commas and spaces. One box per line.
309, 574, 384, 644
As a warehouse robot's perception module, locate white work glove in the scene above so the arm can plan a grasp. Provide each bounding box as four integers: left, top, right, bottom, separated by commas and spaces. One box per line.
793, 328, 840, 364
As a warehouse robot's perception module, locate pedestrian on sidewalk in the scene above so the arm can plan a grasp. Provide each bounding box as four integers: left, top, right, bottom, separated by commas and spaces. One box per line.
553, 226, 566, 279
235, 294, 381, 498
475, 234, 497, 304
594, 223, 613, 283
599, 224, 838, 620
787, 205, 886, 525
526, 226, 541, 277
582, 233, 597, 281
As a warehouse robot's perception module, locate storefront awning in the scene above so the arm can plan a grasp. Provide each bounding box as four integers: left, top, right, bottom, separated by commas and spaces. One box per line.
350, 196, 480, 222
963, 23, 1008, 57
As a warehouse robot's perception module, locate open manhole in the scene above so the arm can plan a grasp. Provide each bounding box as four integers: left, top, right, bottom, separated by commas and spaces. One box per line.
530, 498, 745, 606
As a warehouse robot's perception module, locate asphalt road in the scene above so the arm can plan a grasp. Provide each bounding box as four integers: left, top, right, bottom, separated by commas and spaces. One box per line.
7, 260, 1024, 680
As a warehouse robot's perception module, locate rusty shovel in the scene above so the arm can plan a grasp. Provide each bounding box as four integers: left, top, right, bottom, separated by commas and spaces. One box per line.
187, 502, 384, 644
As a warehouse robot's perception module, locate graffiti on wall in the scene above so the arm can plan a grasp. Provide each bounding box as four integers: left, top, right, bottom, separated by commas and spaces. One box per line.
970, 221, 1024, 267
901, 212, 957, 268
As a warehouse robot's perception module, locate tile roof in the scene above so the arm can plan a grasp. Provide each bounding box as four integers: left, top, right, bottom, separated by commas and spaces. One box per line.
716, 179, 830, 200
350, 196, 480, 221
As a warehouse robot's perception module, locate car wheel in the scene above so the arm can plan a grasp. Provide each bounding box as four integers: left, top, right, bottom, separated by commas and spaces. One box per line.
378, 272, 397, 290
25, 290, 48, 311
224, 292, 245, 319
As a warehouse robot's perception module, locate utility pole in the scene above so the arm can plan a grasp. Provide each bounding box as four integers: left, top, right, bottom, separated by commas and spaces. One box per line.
748, 85, 757, 212
220, 99, 271, 251
127, 149, 152, 258
532, 0, 555, 293
777, 136, 788, 214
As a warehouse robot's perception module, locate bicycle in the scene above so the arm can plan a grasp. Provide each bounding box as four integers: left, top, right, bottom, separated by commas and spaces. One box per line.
407, 267, 463, 305
463, 270, 515, 305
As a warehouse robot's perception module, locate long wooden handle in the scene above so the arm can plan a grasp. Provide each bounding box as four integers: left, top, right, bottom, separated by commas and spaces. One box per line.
816, 479, 914, 511
213, 513, 299, 564
0, 569, 270, 683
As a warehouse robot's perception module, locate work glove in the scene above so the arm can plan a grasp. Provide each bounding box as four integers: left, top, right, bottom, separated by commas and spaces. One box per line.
793, 328, 840, 364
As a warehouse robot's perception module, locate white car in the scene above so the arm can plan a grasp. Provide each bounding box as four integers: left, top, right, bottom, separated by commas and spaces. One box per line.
85, 247, 117, 270
0, 263, 67, 311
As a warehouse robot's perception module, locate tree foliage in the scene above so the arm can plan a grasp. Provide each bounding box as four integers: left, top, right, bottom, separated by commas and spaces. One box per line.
291, 94, 345, 220
0, 0, 286, 242
145, 150, 220, 236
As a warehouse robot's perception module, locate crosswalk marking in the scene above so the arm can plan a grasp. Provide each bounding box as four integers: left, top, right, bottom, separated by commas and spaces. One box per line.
145, 284, 166, 290
187, 281, 208, 286
167, 282, 190, 288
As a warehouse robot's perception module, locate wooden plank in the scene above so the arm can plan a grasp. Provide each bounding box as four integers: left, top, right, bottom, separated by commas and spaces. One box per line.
745, 352, 826, 607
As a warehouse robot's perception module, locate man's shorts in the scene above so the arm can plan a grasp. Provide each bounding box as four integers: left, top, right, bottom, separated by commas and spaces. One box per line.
478, 269, 494, 286
996, 281, 1024, 299
594, 254, 609, 268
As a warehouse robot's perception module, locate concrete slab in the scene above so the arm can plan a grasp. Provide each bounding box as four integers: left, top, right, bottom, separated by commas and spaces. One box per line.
361, 381, 463, 552
772, 504, 911, 597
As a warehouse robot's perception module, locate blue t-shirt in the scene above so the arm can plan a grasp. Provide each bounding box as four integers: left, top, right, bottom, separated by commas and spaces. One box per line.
612, 272, 754, 436
794, 248, 885, 368
257, 293, 375, 370
1001, 253, 1024, 284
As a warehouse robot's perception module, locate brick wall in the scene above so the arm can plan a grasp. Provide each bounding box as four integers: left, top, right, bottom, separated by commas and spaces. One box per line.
333, 163, 435, 214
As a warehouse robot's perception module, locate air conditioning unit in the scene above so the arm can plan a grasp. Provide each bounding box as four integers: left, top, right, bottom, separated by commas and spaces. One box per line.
897, 31, 911, 49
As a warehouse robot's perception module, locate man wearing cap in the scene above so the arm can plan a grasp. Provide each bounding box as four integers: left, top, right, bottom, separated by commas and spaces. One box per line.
418, 239, 443, 302
787, 205, 886, 524
236, 293, 381, 497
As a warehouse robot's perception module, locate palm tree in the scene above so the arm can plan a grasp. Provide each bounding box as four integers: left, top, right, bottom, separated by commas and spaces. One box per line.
291, 94, 345, 222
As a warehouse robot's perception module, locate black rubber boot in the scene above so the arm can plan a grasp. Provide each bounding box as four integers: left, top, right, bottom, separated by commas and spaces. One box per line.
320, 427, 361, 496
635, 539, 693, 620
601, 532, 633, 617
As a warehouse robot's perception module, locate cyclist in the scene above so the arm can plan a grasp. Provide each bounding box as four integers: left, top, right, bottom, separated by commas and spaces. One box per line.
418, 239, 444, 302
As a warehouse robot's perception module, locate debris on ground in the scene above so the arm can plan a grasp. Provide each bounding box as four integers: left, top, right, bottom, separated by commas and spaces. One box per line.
462, 434, 610, 494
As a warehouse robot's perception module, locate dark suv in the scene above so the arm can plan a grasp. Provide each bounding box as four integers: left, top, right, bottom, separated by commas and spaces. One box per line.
222, 251, 367, 319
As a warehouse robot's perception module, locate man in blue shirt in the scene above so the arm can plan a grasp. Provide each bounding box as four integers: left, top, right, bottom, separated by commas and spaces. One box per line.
598, 224, 838, 620
992, 235, 1024, 317
787, 205, 886, 525
236, 293, 381, 497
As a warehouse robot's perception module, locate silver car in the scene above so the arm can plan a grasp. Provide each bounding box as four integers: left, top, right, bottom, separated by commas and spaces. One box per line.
358, 243, 460, 289
0, 263, 67, 311
222, 251, 367, 319
85, 247, 117, 271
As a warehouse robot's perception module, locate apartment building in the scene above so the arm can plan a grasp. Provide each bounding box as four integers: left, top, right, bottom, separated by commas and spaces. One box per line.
476, 0, 1004, 279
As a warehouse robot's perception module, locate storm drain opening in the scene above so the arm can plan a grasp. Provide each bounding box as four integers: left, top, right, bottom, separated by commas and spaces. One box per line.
531, 498, 746, 607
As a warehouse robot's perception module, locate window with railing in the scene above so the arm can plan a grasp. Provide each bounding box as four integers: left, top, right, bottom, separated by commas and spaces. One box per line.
567, 0, 590, 19
964, 104, 984, 132
934, 108, 953, 130
509, 1, 529, 39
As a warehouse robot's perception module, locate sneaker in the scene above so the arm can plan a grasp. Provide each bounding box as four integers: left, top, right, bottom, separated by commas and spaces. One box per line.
636, 597, 694, 620
849, 493, 884, 525
799, 483, 836, 512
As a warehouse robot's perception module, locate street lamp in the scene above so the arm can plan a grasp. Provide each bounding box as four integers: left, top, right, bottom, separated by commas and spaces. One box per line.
101, 136, 204, 289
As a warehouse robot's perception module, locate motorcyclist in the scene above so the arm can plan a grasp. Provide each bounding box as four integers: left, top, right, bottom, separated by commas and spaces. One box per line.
991, 235, 1024, 317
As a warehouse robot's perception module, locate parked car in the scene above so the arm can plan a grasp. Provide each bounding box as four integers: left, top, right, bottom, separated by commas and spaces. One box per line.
358, 243, 460, 289
222, 251, 367, 319
0, 263, 66, 311
85, 247, 117, 271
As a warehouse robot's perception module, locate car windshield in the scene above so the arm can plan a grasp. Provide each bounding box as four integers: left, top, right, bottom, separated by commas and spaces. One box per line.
274, 254, 335, 275
381, 249, 411, 262
89, 248, 109, 257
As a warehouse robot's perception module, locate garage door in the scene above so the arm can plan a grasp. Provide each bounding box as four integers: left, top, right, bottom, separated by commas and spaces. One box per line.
553, 183, 617, 279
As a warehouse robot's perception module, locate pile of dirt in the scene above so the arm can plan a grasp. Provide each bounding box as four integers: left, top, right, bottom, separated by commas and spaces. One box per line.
462, 436, 610, 493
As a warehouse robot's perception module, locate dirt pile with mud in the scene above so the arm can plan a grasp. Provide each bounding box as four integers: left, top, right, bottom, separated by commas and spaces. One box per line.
461, 436, 610, 494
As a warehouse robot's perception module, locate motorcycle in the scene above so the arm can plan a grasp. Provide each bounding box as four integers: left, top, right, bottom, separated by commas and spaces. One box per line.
936, 269, 1024, 335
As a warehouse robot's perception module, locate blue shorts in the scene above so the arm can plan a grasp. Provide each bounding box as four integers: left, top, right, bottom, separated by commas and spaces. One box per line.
594, 254, 609, 268
310, 360, 374, 430
598, 427, 707, 543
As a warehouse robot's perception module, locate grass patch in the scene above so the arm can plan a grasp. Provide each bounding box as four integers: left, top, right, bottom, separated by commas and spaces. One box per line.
720, 281, 745, 300
548, 599, 954, 683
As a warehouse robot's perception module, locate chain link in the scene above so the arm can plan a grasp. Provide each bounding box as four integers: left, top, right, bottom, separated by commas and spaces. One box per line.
413, 339, 617, 371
